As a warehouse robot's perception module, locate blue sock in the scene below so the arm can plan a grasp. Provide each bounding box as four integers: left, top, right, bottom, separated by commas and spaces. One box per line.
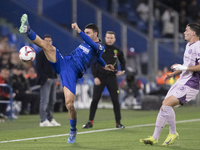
69, 118, 77, 131
27, 27, 36, 41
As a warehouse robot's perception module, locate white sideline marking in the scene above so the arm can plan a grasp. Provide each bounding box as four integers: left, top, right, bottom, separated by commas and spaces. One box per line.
0, 118, 200, 144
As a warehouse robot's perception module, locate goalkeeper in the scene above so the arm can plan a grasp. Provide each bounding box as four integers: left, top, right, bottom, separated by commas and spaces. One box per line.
19, 14, 115, 144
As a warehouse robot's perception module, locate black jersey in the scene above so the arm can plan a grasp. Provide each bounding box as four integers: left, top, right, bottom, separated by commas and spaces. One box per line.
91, 44, 126, 78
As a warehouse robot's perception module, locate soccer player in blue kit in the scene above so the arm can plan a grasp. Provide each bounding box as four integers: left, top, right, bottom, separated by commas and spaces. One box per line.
19, 14, 115, 143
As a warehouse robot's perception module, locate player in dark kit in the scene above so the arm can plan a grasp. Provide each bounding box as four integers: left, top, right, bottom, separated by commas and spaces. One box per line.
19, 14, 115, 143
83, 31, 126, 129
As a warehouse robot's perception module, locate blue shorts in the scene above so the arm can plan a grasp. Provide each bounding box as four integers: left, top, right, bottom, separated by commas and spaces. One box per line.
49, 49, 78, 95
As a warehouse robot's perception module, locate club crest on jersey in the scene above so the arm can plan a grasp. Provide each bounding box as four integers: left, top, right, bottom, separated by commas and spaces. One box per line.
114, 49, 118, 58
99, 45, 103, 50
79, 45, 90, 54
188, 49, 192, 54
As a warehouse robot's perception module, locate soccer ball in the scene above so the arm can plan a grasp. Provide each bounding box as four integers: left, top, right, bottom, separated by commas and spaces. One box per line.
19, 46, 36, 62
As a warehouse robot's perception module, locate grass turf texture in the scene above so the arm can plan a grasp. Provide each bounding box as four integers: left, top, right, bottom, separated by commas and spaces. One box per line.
0, 106, 200, 150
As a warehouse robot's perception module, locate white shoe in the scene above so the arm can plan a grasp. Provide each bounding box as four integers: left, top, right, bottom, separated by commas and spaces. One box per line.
50, 119, 61, 126
12, 113, 18, 119
40, 120, 54, 127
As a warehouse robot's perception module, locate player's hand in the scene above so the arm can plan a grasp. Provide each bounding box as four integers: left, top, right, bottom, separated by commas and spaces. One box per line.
116, 70, 125, 76
103, 64, 116, 72
71, 23, 81, 33
172, 64, 187, 71
164, 73, 173, 83
94, 77, 101, 85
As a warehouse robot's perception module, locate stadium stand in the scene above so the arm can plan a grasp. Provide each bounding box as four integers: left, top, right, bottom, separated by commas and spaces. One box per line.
0, 0, 197, 110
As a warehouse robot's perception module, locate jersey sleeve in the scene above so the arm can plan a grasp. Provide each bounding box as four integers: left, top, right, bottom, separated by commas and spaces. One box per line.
118, 49, 126, 71
96, 44, 106, 67
97, 57, 106, 67
79, 31, 98, 50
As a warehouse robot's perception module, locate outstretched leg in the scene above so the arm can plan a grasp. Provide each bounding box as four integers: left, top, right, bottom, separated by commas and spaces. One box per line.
19, 14, 56, 62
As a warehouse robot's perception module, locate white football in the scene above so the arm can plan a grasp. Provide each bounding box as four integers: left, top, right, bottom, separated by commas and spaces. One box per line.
19, 46, 36, 62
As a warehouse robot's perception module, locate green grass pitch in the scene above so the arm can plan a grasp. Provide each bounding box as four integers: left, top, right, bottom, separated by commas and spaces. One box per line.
0, 106, 200, 150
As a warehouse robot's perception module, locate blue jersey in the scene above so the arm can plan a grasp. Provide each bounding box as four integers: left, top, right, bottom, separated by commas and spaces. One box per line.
49, 31, 106, 94
68, 31, 105, 78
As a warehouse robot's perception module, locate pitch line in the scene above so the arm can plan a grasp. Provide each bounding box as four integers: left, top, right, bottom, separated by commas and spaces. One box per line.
0, 118, 200, 144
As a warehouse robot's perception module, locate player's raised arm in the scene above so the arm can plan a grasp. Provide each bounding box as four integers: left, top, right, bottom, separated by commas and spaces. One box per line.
71, 23, 81, 33
72, 23, 98, 50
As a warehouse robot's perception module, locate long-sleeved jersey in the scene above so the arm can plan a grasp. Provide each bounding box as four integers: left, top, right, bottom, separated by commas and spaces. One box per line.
55, 31, 106, 78
91, 44, 126, 78
177, 41, 200, 90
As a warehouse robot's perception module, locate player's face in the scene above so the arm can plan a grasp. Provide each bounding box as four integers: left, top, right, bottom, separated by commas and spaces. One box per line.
84, 28, 97, 41
105, 34, 116, 45
184, 26, 195, 41
44, 37, 52, 45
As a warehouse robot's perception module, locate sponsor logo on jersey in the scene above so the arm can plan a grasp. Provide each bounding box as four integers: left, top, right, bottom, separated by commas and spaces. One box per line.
184, 55, 190, 62
57, 49, 64, 59
60, 54, 63, 59
79, 45, 90, 54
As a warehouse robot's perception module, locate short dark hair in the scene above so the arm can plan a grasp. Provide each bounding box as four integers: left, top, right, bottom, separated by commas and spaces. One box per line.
85, 23, 99, 37
43, 34, 52, 39
187, 23, 200, 37
106, 31, 115, 35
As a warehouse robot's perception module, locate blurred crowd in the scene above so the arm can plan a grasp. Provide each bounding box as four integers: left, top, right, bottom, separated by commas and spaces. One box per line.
90, 0, 200, 38
0, 35, 65, 122
134, 0, 200, 38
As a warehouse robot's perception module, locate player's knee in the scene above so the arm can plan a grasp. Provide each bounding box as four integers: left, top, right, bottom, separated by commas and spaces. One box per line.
65, 100, 74, 111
